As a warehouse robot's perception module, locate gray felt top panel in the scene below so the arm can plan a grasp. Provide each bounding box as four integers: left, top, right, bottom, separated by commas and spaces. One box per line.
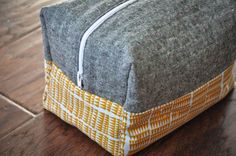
40, 0, 236, 113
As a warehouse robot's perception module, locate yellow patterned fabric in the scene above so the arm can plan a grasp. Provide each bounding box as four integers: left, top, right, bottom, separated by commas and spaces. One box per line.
43, 61, 235, 156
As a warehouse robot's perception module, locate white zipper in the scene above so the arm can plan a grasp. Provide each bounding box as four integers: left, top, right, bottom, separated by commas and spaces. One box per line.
77, 0, 138, 88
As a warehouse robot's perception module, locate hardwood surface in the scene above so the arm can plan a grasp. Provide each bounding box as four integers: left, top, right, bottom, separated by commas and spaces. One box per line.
0, 0, 236, 155
0, 95, 32, 139
0, 111, 107, 156
0, 29, 44, 114
0, 0, 62, 48
0, 0, 62, 113
137, 90, 236, 156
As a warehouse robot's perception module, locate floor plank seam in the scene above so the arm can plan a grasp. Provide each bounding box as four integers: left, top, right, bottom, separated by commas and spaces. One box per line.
0, 94, 37, 118
0, 111, 44, 141
0, 116, 37, 141
0, 26, 41, 50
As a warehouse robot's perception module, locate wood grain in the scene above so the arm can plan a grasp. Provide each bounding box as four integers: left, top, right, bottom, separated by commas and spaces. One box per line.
0, 0, 62, 48
137, 89, 236, 156
0, 90, 235, 156
0, 29, 45, 114
0, 0, 63, 113
0, 0, 235, 155
0, 111, 109, 156
0, 95, 32, 139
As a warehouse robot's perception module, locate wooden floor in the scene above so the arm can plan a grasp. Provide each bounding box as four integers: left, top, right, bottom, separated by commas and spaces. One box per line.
0, 0, 236, 155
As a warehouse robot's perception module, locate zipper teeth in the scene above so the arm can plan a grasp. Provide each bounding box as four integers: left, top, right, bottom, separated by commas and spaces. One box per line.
77, 0, 138, 88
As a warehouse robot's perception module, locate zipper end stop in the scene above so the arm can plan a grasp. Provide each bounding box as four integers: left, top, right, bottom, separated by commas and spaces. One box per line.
77, 72, 83, 88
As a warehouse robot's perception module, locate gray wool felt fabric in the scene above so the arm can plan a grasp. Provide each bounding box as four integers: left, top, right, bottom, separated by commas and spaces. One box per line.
40, 0, 236, 113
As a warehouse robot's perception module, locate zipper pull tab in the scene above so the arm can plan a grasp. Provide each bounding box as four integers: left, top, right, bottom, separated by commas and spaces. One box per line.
77, 71, 83, 88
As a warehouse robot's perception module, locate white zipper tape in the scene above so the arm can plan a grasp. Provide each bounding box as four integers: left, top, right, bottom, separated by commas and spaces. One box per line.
77, 0, 138, 88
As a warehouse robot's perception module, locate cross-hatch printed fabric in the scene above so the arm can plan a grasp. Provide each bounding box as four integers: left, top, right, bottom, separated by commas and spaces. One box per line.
43, 61, 234, 156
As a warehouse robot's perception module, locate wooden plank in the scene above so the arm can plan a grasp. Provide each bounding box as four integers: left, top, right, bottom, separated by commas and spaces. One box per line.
0, 95, 32, 139
137, 90, 236, 156
0, 0, 235, 154
0, 0, 62, 48
0, 0, 63, 113
0, 111, 108, 156
0, 29, 45, 114
0, 90, 235, 156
